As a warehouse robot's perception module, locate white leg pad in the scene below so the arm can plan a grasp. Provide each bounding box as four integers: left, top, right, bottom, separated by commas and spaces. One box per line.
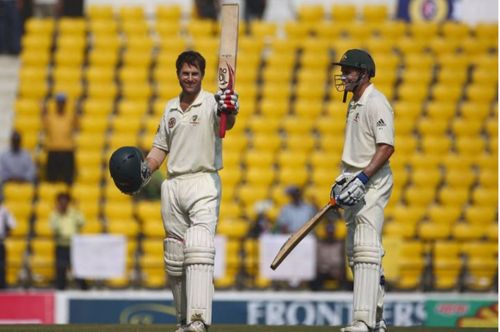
185, 225, 215, 325
352, 224, 383, 329
165, 237, 187, 324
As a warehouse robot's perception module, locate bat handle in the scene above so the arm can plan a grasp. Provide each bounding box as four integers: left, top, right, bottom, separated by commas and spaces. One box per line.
219, 112, 227, 138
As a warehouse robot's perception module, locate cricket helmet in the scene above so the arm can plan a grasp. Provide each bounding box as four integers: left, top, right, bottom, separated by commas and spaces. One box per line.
109, 146, 144, 194
333, 49, 376, 78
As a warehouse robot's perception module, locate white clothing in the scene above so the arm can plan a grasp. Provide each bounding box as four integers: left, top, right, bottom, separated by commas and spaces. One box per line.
153, 90, 223, 178
342, 84, 394, 169
0, 205, 16, 239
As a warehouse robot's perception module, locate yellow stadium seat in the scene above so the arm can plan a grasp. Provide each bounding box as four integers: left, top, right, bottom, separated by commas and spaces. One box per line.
455, 136, 486, 155
409, 21, 438, 40
420, 136, 451, 155
471, 187, 498, 207
186, 19, 215, 38
76, 167, 102, 184
362, 4, 388, 23
464, 206, 496, 225
383, 221, 416, 239
284, 21, 312, 40
217, 218, 250, 239
425, 101, 456, 121
237, 185, 268, 209
432, 240, 463, 290
431, 83, 462, 102
441, 21, 470, 40
460, 101, 491, 121
443, 169, 475, 189
276, 150, 308, 168
259, 98, 289, 118
436, 67, 467, 86
3, 182, 35, 202
396, 37, 427, 55
461, 241, 497, 291
276, 167, 309, 187
410, 168, 441, 188
317, 133, 344, 155
246, 115, 280, 135
222, 135, 248, 154
438, 186, 469, 206
451, 118, 482, 137
285, 134, 315, 153
244, 167, 275, 187
465, 83, 497, 103
249, 20, 277, 39
417, 118, 448, 136
398, 84, 427, 102
395, 240, 425, 290
297, 4, 324, 22
331, 4, 357, 23
310, 151, 339, 170
477, 169, 498, 189
243, 149, 275, 169
281, 116, 314, 135
108, 219, 140, 238
79, 116, 108, 134
87, 82, 118, 100
418, 222, 451, 242
441, 152, 474, 171
428, 37, 460, 55
452, 222, 485, 241
427, 205, 461, 225
404, 186, 435, 207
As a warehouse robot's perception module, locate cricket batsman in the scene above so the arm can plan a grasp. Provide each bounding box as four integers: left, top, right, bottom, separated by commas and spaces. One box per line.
330, 49, 394, 332
109, 51, 239, 332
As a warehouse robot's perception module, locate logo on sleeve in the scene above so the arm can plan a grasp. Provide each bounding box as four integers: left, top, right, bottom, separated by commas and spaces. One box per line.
376, 119, 386, 127
168, 117, 176, 129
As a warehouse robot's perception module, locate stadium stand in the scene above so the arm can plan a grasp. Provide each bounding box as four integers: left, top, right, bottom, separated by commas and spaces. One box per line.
7, 2, 497, 292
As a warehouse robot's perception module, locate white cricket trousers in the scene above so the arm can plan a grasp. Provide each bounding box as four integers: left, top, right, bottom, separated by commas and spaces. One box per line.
161, 172, 221, 239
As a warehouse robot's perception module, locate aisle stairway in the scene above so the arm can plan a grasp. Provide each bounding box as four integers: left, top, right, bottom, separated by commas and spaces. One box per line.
0, 55, 19, 150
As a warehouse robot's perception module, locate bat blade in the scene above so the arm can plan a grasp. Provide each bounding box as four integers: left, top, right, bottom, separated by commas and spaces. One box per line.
270, 200, 336, 270
217, 3, 239, 138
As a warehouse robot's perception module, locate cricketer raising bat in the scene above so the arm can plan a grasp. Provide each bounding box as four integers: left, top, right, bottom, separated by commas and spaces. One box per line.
270, 198, 337, 270
217, 2, 239, 138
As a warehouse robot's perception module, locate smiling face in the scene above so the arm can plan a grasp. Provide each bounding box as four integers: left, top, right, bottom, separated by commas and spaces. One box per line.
177, 62, 203, 96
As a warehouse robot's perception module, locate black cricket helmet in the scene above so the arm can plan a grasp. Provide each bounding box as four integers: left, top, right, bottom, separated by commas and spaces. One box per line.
333, 48, 376, 77
109, 146, 144, 194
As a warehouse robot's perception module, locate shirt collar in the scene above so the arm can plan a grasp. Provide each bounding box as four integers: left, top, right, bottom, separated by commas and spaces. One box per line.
170, 89, 205, 113
350, 83, 374, 107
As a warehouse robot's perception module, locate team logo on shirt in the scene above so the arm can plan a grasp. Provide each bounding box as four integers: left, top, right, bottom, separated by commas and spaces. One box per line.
190, 114, 199, 125
353, 112, 360, 122
168, 117, 176, 129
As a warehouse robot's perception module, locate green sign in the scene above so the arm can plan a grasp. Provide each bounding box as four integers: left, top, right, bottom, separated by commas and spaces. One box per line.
426, 300, 498, 327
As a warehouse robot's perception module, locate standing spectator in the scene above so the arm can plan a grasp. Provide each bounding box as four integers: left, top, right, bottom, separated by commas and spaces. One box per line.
42, 93, 78, 185
49, 192, 86, 290
0, 130, 36, 185
194, 0, 218, 19
276, 185, 317, 234
244, 0, 266, 21
0, 0, 22, 54
0, 197, 16, 288
56, 0, 84, 17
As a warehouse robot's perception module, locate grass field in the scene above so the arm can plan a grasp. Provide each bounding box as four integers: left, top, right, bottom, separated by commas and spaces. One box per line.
0, 325, 496, 332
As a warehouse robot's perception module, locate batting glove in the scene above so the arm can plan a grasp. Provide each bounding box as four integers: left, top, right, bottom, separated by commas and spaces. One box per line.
335, 172, 369, 206
134, 161, 152, 195
215, 89, 239, 115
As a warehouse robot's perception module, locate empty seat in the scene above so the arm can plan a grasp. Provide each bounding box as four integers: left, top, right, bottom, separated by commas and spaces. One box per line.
432, 240, 463, 290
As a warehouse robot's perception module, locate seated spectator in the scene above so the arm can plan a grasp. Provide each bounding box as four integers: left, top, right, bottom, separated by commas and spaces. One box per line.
276, 186, 317, 233
0, 130, 36, 185
310, 210, 347, 291
248, 199, 274, 238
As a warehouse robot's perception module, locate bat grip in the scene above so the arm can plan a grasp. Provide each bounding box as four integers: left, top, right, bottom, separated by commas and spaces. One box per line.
219, 113, 227, 138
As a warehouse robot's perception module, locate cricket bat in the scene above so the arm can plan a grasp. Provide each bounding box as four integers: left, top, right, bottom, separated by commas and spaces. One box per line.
270, 198, 337, 270
217, 2, 239, 138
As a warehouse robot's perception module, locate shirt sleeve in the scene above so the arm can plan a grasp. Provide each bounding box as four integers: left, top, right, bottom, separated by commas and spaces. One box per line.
23, 151, 36, 182
371, 97, 394, 146
153, 111, 170, 152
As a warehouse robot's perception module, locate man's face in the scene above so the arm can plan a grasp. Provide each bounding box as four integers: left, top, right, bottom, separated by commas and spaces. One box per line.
340, 66, 363, 92
178, 62, 203, 95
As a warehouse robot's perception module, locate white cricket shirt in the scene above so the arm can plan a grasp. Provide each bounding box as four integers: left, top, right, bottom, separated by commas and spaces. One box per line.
342, 84, 394, 169
153, 89, 223, 177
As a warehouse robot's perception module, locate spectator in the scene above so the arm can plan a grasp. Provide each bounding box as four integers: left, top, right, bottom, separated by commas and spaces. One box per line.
248, 200, 274, 239
195, 0, 218, 19
0, 0, 22, 55
310, 210, 347, 291
0, 197, 16, 288
49, 192, 86, 290
0, 130, 36, 185
56, 0, 84, 17
276, 185, 317, 233
42, 93, 78, 185
244, 0, 266, 21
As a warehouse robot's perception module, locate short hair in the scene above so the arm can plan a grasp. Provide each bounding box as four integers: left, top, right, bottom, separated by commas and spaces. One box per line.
56, 192, 71, 202
176, 50, 206, 76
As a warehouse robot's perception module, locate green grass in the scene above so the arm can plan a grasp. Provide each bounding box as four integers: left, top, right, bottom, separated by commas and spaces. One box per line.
0, 325, 495, 332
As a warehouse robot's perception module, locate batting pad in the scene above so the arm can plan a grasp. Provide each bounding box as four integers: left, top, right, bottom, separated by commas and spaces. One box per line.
185, 225, 215, 325
352, 223, 383, 328
164, 238, 186, 324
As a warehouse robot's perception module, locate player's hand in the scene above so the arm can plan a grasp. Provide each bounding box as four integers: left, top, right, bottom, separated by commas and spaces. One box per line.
215, 89, 239, 115
335, 172, 369, 206
138, 161, 152, 192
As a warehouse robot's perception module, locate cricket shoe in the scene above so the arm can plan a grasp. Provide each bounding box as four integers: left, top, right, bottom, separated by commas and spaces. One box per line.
374, 319, 387, 332
184, 320, 208, 332
340, 320, 370, 332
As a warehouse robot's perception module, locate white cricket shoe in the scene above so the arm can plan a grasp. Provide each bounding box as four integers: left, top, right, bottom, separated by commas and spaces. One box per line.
340, 320, 370, 332
374, 319, 387, 332
174, 323, 188, 332
184, 320, 208, 332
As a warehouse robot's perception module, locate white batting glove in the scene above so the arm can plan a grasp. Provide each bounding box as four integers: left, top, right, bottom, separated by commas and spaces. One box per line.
215, 89, 239, 115
336, 172, 369, 206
